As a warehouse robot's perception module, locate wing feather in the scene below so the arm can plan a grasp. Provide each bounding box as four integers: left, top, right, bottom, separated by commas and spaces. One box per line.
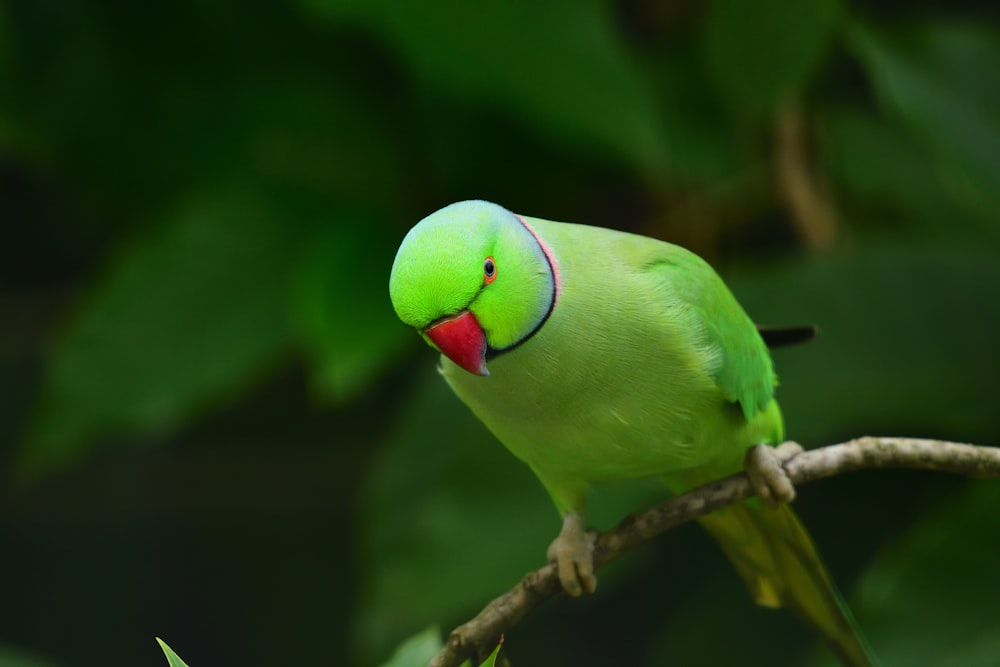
647, 246, 776, 421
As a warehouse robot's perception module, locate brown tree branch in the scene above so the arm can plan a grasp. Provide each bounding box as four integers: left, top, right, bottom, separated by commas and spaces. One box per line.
429, 437, 1000, 667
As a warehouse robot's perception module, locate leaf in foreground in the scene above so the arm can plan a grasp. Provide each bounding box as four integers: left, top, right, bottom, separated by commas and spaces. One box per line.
377, 626, 443, 667
477, 638, 503, 667
155, 638, 191, 667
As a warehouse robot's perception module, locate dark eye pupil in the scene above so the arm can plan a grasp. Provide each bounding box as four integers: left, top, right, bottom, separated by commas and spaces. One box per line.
484, 259, 495, 277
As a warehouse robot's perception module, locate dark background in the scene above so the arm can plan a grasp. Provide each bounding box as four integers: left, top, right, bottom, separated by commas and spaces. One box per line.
2, 0, 999, 665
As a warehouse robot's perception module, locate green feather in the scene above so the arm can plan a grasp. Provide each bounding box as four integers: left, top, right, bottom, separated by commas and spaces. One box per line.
644, 245, 778, 423
389, 201, 878, 666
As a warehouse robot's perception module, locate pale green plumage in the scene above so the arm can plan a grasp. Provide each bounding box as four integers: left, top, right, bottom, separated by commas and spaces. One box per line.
389, 200, 877, 666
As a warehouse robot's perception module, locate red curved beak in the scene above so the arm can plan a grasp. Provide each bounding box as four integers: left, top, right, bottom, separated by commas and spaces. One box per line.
424, 310, 489, 376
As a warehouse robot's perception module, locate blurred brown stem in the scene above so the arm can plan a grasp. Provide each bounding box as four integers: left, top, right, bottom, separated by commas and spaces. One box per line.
430, 437, 1000, 667
775, 100, 838, 250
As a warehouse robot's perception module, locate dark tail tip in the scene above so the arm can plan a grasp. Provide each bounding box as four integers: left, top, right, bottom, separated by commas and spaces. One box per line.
757, 324, 820, 348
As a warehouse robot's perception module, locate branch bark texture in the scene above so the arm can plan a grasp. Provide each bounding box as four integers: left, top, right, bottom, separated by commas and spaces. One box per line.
429, 437, 1000, 667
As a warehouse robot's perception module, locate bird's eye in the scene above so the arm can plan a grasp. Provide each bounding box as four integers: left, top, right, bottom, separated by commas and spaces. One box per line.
483, 256, 497, 284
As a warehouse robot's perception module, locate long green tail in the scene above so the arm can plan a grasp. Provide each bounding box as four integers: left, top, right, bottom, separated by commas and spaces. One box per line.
698, 502, 880, 667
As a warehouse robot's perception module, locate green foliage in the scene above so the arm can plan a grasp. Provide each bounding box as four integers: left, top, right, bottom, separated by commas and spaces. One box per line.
300, 0, 669, 175
704, 0, 842, 117
290, 220, 412, 401
2, 0, 999, 666
728, 243, 1000, 443
376, 627, 442, 667
478, 640, 504, 667
808, 481, 1000, 666
847, 21, 1000, 208
375, 627, 502, 667
21, 189, 302, 478
0, 645, 59, 667
156, 639, 191, 667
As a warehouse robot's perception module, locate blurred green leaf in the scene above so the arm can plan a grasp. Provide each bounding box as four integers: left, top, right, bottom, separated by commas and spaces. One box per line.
21, 188, 302, 478
820, 107, 1000, 241
703, 0, 841, 117
8, 1, 398, 220
0, 644, 59, 667
156, 638, 192, 667
728, 241, 1000, 446
167, 78, 401, 204
299, 0, 668, 174
807, 480, 1000, 666
847, 21, 1000, 216
291, 218, 412, 402
648, 572, 819, 666
649, 43, 745, 185
478, 640, 503, 667
377, 627, 443, 667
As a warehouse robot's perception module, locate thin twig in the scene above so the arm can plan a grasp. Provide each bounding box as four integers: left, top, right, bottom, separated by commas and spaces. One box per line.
429, 437, 1000, 667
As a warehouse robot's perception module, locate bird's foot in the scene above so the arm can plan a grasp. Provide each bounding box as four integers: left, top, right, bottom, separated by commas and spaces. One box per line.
547, 512, 597, 597
743, 442, 803, 506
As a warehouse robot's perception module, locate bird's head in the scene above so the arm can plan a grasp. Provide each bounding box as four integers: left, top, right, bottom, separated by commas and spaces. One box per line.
389, 200, 557, 376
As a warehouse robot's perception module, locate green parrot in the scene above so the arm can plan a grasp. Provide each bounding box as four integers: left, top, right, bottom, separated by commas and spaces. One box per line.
389, 200, 877, 666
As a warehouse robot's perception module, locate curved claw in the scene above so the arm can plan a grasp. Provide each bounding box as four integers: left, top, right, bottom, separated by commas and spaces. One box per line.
744, 442, 803, 506
547, 513, 597, 596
